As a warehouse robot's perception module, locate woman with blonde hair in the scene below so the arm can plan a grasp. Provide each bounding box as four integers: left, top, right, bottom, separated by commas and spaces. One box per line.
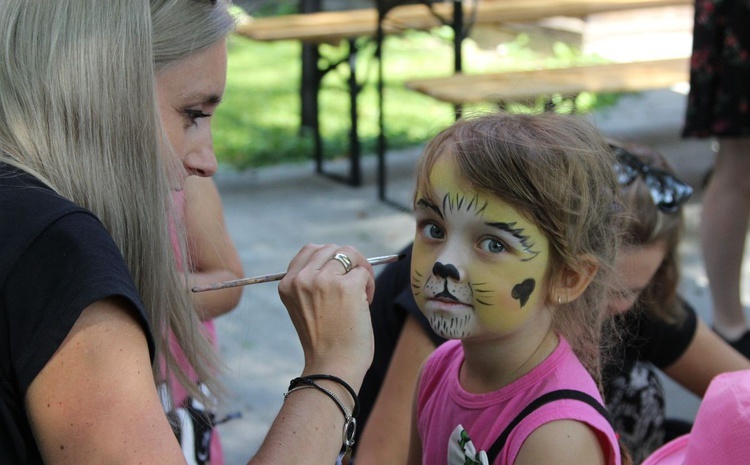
0, 1, 375, 463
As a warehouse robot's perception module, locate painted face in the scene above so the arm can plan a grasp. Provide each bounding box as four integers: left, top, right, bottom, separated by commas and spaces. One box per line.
610, 242, 667, 314
156, 39, 227, 190
412, 152, 551, 340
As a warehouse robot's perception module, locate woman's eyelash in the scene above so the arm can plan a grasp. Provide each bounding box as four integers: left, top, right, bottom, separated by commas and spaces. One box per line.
184, 109, 213, 122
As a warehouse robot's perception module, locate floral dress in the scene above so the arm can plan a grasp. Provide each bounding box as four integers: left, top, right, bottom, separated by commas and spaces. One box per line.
682, 0, 750, 138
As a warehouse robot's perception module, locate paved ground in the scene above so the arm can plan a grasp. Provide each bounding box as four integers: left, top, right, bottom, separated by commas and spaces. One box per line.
210, 88, 747, 463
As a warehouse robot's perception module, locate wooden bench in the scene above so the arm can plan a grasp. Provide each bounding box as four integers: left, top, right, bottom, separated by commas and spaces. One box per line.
404, 57, 690, 107
359, 56, 690, 209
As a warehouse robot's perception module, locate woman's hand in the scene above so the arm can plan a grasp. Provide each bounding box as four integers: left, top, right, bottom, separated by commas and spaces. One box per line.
278, 244, 376, 389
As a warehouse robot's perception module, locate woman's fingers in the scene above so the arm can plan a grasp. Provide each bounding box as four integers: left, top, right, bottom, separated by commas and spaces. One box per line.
278, 244, 375, 383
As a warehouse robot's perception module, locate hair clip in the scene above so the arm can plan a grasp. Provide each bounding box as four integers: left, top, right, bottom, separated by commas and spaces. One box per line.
610, 145, 693, 213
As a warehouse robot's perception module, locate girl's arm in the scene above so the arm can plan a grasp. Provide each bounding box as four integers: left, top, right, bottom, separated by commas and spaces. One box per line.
515, 420, 607, 465
356, 315, 436, 465
183, 176, 243, 321
663, 318, 750, 396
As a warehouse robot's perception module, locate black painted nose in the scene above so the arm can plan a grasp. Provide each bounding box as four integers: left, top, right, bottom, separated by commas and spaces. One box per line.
433, 262, 460, 281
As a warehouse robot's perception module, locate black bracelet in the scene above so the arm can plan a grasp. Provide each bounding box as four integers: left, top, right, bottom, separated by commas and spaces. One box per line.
285, 378, 358, 454
289, 374, 360, 418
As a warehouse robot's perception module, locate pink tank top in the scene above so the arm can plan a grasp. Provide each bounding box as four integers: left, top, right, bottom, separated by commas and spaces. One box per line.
160, 189, 223, 465
417, 338, 620, 465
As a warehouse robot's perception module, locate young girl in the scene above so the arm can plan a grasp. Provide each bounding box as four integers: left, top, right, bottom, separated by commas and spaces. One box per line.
355, 139, 749, 465
603, 140, 750, 462
406, 112, 624, 465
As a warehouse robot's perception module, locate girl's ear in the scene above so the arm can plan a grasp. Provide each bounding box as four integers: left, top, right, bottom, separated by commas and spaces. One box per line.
554, 255, 599, 304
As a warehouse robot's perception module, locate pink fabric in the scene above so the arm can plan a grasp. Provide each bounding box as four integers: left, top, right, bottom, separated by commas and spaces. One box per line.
642, 369, 750, 465
640, 435, 688, 465
163, 190, 223, 465
417, 338, 620, 465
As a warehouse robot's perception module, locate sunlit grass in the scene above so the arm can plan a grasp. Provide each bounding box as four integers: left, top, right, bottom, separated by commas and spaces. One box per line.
213, 28, 619, 171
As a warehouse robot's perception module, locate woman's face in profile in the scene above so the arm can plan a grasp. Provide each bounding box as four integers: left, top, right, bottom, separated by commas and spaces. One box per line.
610, 241, 667, 314
156, 39, 227, 189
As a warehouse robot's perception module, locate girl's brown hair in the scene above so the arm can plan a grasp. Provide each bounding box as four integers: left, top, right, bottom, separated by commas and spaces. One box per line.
413, 112, 624, 387
611, 140, 686, 324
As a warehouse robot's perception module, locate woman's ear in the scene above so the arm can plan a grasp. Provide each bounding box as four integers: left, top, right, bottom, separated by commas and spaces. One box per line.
554, 255, 599, 304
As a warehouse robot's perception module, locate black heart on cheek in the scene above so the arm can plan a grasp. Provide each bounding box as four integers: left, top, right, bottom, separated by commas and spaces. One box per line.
511, 279, 536, 308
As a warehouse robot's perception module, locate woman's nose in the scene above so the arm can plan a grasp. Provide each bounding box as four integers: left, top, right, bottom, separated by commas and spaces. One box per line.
183, 146, 218, 178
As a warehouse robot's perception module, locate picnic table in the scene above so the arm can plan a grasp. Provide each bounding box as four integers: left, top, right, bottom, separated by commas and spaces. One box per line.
235, 0, 693, 202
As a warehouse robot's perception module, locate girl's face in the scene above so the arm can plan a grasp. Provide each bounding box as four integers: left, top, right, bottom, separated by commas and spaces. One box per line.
610, 241, 667, 314
412, 152, 552, 341
156, 39, 227, 190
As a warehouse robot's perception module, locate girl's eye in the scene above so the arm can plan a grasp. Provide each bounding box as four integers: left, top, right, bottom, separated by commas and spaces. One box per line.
421, 223, 445, 240
479, 238, 506, 254
184, 109, 212, 126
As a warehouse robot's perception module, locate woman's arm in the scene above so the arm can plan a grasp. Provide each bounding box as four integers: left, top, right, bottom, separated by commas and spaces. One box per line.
406, 363, 425, 465
26, 298, 186, 464
663, 318, 750, 396
251, 244, 376, 465
356, 315, 436, 465
183, 176, 244, 321
27, 243, 376, 465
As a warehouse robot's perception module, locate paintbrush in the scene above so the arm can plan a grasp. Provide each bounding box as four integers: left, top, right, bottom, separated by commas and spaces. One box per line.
191, 253, 406, 292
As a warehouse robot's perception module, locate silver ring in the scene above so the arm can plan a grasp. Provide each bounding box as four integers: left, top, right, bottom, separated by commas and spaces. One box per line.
330, 253, 353, 274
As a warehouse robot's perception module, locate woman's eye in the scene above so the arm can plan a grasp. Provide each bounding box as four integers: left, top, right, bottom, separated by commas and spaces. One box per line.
480, 238, 506, 253
184, 109, 212, 126
421, 223, 445, 240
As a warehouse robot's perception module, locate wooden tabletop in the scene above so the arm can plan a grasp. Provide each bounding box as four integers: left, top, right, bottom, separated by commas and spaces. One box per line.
404, 57, 690, 105
235, 0, 693, 44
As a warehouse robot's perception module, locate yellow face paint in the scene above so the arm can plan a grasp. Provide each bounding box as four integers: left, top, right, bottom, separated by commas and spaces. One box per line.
412, 153, 551, 340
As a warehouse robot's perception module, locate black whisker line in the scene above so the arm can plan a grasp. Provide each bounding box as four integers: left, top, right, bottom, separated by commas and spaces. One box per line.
467, 195, 476, 212
456, 193, 465, 211
476, 201, 487, 216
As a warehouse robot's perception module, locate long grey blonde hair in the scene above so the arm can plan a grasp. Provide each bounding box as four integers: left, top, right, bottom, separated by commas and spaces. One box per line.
0, 0, 235, 401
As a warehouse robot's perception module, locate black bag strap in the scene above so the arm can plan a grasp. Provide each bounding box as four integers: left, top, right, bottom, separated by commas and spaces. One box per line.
486, 389, 612, 463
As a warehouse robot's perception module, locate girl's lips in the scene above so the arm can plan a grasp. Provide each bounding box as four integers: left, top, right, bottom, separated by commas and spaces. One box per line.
425, 297, 472, 314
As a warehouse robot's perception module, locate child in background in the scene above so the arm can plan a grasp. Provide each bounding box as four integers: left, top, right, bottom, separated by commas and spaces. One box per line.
162, 176, 244, 465
406, 112, 625, 465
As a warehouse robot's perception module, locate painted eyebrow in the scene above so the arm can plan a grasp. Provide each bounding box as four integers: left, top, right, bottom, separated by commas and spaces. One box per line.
486, 222, 540, 261
416, 198, 443, 219
444, 192, 487, 216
